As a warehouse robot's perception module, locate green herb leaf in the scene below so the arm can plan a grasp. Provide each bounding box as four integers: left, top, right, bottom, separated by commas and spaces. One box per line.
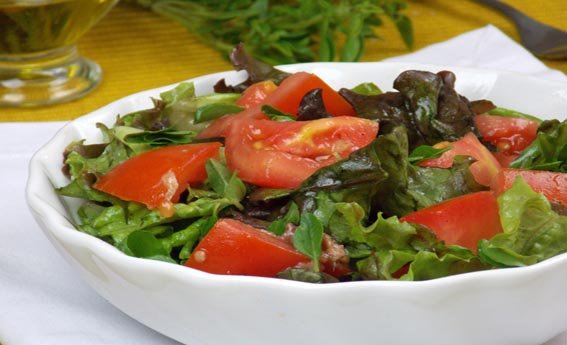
488, 107, 542, 123
194, 103, 243, 124
205, 159, 246, 207
293, 213, 324, 272
268, 202, 300, 235
408, 144, 450, 164
128, 0, 412, 64
351, 82, 382, 96
261, 105, 296, 122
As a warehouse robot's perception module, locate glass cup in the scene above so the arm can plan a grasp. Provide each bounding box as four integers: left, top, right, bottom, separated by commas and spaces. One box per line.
0, 0, 118, 107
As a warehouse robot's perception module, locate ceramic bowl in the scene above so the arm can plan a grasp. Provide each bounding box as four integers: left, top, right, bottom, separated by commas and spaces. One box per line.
26, 62, 567, 345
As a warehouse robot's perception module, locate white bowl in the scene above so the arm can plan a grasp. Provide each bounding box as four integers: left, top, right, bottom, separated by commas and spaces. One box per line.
26, 62, 567, 345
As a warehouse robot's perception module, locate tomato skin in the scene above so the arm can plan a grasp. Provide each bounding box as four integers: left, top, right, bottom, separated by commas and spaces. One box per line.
401, 191, 503, 251
225, 117, 379, 189
186, 219, 309, 277
199, 72, 356, 139
420, 133, 501, 186
475, 114, 538, 154
94, 143, 221, 210
263, 72, 356, 117
492, 152, 519, 168
197, 107, 266, 139
492, 169, 567, 208
236, 80, 277, 109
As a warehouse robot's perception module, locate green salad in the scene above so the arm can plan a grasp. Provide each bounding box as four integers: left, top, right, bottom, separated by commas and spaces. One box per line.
58, 46, 567, 283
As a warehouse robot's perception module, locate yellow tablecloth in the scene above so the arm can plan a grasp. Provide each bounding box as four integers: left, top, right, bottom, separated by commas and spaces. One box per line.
1, 0, 566, 122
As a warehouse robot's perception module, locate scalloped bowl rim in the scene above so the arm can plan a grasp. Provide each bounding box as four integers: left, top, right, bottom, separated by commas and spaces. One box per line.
25, 61, 567, 344
26, 61, 567, 290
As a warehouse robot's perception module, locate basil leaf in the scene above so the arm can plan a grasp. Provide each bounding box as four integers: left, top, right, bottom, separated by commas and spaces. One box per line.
351, 82, 382, 96
488, 107, 542, 123
205, 159, 246, 208
293, 213, 324, 272
194, 103, 243, 124
267, 202, 300, 236
261, 105, 296, 122
408, 144, 450, 164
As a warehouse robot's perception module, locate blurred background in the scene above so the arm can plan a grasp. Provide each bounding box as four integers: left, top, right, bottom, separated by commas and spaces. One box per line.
1, 0, 565, 121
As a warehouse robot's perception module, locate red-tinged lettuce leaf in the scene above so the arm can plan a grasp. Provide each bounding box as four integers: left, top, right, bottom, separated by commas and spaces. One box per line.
214, 43, 291, 93
340, 70, 478, 149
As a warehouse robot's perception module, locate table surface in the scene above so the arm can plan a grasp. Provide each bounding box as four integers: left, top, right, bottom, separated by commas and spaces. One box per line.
1, 0, 566, 122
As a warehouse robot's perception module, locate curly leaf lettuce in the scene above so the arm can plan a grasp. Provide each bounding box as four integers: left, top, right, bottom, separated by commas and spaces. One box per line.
326, 202, 485, 281
478, 177, 567, 267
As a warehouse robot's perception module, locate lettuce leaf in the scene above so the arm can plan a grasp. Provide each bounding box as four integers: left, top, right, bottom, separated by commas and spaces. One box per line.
336, 209, 486, 281
121, 82, 240, 132
510, 119, 567, 172
478, 177, 567, 267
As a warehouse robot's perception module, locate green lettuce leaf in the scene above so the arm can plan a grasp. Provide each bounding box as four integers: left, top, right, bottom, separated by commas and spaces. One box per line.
342, 209, 485, 281
510, 119, 567, 172
478, 177, 567, 267
371, 127, 482, 217
117, 230, 176, 263
121, 82, 240, 132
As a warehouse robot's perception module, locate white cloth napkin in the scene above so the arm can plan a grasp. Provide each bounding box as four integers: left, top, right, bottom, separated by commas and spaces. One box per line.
1, 25, 566, 345
384, 24, 567, 83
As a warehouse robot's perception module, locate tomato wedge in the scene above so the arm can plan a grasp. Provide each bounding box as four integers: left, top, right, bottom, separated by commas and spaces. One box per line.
236, 80, 278, 109
475, 114, 538, 154
420, 133, 501, 186
186, 219, 309, 277
262, 72, 356, 117
94, 143, 221, 212
401, 191, 503, 251
492, 152, 519, 168
225, 116, 378, 189
492, 168, 567, 208
198, 72, 356, 139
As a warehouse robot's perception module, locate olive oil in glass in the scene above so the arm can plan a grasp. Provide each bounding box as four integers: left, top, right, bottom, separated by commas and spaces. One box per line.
0, 0, 118, 106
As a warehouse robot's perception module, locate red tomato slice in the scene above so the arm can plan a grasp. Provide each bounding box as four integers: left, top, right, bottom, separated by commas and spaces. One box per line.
492, 152, 519, 168
225, 116, 379, 189
492, 168, 567, 208
94, 143, 221, 212
401, 191, 503, 251
420, 133, 501, 186
198, 72, 356, 139
474, 114, 538, 154
197, 107, 266, 139
186, 219, 310, 277
263, 72, 356, 117
236, 80, 277, 109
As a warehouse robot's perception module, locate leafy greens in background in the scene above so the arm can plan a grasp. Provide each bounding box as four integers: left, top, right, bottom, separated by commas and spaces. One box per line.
124, 0, 413, 64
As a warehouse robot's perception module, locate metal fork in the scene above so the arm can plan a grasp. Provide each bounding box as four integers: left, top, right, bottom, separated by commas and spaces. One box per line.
474, 0, 567, 59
